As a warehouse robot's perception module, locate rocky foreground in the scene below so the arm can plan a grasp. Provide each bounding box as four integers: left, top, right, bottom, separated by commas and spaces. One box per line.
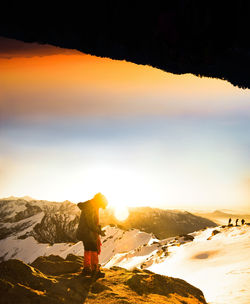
0, 254, 207, 304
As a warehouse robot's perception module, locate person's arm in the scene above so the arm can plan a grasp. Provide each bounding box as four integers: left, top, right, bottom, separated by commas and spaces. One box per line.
78, 201, 105, 235
86, 207, 105, 235
84, 205, 101, 233
86, 218, 105, 235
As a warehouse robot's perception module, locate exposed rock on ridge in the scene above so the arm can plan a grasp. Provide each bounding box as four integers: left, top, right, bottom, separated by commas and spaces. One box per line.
0, 255, 207, 304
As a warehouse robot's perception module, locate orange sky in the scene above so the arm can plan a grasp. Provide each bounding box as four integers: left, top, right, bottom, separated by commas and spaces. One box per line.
0, 37, 250, 212
0, 53, 234, 90
1, 53, 249, 120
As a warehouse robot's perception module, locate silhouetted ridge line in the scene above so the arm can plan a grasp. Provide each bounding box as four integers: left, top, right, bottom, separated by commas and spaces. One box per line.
0, 1, 249, 88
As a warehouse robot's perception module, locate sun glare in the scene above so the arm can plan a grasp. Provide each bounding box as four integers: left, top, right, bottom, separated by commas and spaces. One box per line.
114, 205, 129, 221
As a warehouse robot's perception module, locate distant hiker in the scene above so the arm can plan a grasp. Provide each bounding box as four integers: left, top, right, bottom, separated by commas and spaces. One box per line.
241, 219, 245, 225
76, 193, 108, 278
235, 218, 239, 226
228, 218, 232, 225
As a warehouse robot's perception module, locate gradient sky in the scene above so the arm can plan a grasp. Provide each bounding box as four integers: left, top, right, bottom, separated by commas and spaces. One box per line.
0, 37, 249, 212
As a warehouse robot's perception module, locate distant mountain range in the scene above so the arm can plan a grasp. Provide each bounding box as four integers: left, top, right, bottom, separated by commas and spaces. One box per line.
1, 195, 34, 201
100, 206, 216, 239
194, 210, 250, 225
0, 197, 216, 245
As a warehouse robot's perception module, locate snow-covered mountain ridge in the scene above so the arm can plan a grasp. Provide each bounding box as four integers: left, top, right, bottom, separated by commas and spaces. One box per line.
0, 198, 80, 243
0, 197, 216, 244
0, 197, 249, 303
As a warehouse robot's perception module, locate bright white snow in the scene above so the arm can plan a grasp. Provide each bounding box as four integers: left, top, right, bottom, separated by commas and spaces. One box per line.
100, 226, 153, 264
148, 225, 250, 304
101, 225, 250, 304
1, 212, 249, 304
0, 225, 154, 265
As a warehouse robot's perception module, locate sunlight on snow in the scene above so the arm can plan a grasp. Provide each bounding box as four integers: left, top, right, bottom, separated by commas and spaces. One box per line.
149, 226, 250, 304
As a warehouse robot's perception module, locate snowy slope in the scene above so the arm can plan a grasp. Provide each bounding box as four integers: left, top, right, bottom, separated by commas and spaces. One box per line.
0, 210, 82, 263
0, 224, 155, 265
148, 225, 250, 304
103, 229, 193, 270
100, 226, 153, 264
104, 225, 250, 304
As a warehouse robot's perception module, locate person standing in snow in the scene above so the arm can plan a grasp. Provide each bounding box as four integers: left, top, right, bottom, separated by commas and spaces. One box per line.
76, 193, 108, 278
241, 219, 245, 225
235, 218, 239, 226
228, 218, 232, 225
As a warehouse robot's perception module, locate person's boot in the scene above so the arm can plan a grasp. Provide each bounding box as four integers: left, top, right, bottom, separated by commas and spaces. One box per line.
90, 251, 105, 278
81, 267, 92, 276
93, 269, 105, 278
92, 264, 105, 278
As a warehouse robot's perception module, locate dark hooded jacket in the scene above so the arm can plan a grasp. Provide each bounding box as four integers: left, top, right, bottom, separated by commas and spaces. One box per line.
76, 200, 101, 251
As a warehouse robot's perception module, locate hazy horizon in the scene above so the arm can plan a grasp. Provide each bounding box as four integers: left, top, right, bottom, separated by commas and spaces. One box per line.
1, 195, 249, 215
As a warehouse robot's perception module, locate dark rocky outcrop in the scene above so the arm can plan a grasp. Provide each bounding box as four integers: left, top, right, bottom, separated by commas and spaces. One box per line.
0, 199, 80, 243
32, 212, 79, 244
211, 230, 221, 236
7, 204, 42, 223
0, 255, 207, 303
31, 254, 83, 276
0, 2, 249, 88
207, 229, 221, 240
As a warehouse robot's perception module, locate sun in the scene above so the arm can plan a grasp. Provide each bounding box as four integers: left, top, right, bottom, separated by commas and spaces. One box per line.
106, 195, 129, 221
113, 205, 129, 221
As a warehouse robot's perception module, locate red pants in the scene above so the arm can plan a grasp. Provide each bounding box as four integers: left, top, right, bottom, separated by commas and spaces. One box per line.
84, 251, 99, 271
84, 236, 101, 271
